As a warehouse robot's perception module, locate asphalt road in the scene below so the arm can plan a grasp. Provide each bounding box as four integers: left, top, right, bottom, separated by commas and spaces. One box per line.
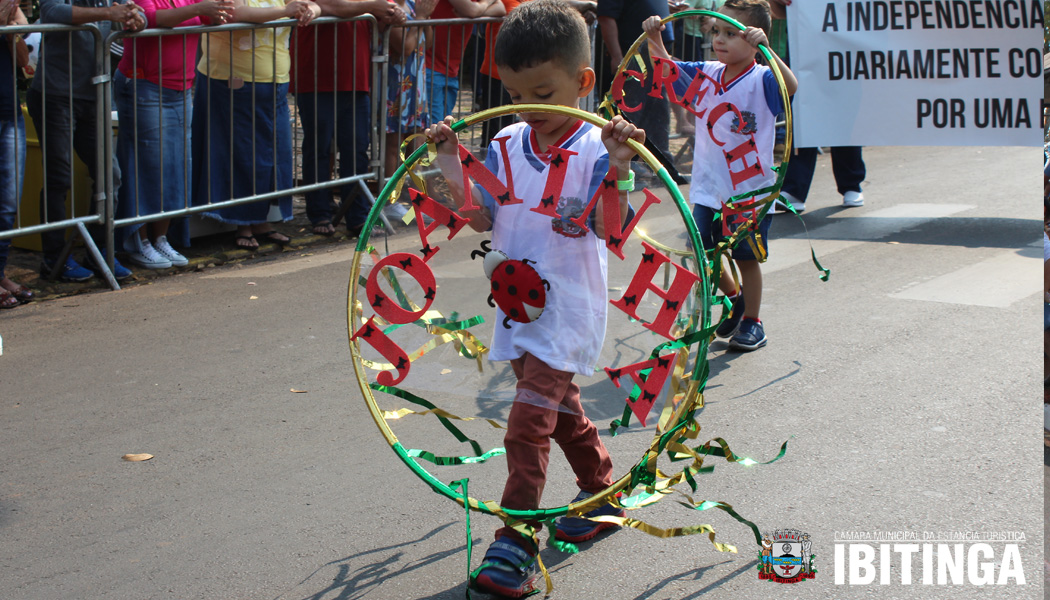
0, 144, 1041, 600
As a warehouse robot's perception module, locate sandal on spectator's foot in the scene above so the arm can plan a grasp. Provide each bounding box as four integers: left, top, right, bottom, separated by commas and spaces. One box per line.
1, 279, 33, 303
10, 285, 34, 303
0, 289, 19, 309
312, 221, 335, 237
256, 230, 291, 247
235, 235, 259, 250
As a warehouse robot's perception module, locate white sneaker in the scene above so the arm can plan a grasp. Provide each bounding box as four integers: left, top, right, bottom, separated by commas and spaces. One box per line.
153, 235, 188, 267
126, 238, 172, 269
773, 191, 805, 214
842, 190, 864, 207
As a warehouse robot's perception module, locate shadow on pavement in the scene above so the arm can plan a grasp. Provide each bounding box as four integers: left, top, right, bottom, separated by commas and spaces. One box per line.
288, 522, 472, 600
634, 558, 755, 600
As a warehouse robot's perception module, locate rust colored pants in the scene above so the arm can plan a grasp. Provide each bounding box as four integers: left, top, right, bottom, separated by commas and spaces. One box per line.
495, 353, 614, 546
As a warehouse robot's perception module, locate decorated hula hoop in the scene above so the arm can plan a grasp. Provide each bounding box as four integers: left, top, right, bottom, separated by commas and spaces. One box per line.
349, 104, 718, 522
602, 10, 795, 267
346, 104, 792, 600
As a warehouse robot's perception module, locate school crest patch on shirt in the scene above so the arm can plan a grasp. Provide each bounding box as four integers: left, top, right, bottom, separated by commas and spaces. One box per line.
552, 196, 587, 238
732, 111, 758, 135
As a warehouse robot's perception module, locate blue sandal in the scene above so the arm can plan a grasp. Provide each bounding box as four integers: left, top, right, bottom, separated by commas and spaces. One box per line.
470, 537, 541, 598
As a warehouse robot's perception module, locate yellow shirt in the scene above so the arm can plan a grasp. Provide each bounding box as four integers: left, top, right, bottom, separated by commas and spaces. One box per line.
197, 0, 292, 83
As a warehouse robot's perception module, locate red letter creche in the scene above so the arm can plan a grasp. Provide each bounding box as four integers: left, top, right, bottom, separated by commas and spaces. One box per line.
610, 241, 700, 340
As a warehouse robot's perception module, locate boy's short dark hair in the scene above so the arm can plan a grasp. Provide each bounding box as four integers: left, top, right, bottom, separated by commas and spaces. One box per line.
494, 0, 590, 73
721, 0, 772, 36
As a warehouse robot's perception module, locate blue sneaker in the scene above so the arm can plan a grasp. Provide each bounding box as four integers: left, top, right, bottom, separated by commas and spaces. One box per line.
554, 490, 625, 543
470, 536, 541, 598
715, 292, 745, 338
109, 256, 133, 281
90, 253, 133, 281
728, 318, 767, 352
40, 257, 93, 282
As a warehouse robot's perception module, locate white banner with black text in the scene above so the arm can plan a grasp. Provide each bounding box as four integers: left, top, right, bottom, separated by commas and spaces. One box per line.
786, 0, 1043, 147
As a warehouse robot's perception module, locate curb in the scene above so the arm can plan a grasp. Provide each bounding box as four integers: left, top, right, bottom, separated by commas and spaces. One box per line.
8, 230, 362, 305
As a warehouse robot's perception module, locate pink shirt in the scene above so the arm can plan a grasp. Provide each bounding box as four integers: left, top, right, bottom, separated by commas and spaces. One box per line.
118, 0, 205, 91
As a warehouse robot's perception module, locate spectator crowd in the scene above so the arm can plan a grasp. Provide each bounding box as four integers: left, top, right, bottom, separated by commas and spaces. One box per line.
0, 0, 861, 314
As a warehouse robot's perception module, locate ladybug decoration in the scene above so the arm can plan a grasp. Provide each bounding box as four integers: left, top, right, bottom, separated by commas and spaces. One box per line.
471, 240, 549, 329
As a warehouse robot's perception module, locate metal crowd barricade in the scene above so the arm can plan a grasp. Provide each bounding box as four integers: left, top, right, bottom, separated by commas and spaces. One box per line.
106, 15, 392, 247
421, 16, 487, 125
0, 22, 120, 288
377, 17, 597, 191
0, 11, 640, 294
377, 16, 500, 192
417, 16, 502, 143
287, 15, 389, 233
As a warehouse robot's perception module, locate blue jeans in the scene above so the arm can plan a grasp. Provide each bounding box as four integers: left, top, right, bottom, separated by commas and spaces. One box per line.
426, 69, 459, 122
26, 88, 121, 262
294, 91, 371, 228
781, 146, 866, 201
192, 76, 293, 225
113, 71, 192, 245
0, 115, 26, 277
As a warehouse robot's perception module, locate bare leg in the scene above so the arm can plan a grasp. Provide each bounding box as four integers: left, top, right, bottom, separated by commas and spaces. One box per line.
716, 255, 739, 296
735, 259, 763, 320
148, 218, 171, 241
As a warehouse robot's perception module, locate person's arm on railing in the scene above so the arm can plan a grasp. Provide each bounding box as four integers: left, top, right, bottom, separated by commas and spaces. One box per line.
312, 0, 406, 25
388, 0, 433, 59
39, 0, 146, 31
231, 0, 320, 26
153, 0, 235, 27
445, 0, 504, 19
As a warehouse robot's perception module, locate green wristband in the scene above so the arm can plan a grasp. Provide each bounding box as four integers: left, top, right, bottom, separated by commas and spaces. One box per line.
617, 169, 635, 192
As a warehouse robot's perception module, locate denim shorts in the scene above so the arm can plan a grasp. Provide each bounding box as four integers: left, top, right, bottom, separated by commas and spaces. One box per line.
691, 203, 772, 261
426, 69, 459, 123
